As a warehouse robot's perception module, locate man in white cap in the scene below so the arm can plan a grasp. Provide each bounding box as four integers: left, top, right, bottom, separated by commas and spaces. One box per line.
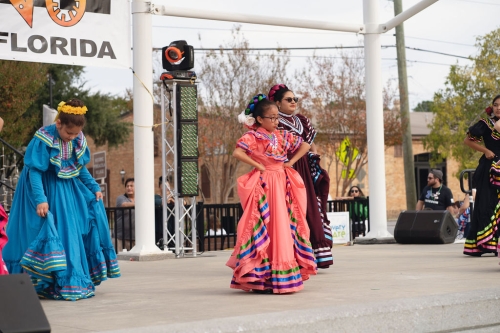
416, 169, 454, 213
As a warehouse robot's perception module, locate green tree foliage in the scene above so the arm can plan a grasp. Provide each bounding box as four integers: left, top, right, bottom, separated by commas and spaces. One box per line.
0, 60, 48, 147
81, 92, 131, 147
0, 61, 131, 148
413, 100, 434, 112
424, 28, 500, 171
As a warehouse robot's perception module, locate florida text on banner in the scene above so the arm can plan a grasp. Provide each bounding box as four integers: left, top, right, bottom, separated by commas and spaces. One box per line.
0, 0, 130, 68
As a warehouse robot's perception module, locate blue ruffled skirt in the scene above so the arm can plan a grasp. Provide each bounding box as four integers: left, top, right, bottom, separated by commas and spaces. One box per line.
3, 167, 120, 301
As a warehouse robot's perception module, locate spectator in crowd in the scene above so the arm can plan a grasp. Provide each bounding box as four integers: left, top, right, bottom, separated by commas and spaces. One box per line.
455, 189, 476, 242
416, 169, 454, 213
155, 175, 175, 248
115, 178, 135, 251
347, 185, 368, 239
334, 185, 368, 239
205, 214, 227, 236
154, 175, 175, 207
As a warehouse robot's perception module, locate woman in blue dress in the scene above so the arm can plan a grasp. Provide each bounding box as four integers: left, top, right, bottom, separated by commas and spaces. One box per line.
3, 98, 120, 300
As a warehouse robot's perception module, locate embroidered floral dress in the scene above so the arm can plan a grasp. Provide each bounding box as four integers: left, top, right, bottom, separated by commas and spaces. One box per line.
3, 124, 120, 300
277, 112, 333, 268
464, 117, 500, 256
226, 128, 317, 293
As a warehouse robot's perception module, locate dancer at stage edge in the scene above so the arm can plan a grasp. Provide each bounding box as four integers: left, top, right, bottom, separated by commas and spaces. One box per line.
463, 94, 500, 257
0, 204, 7, 275
268, 84, 333, 268
0, 116, 8, 275
227, 94, 317, 294
3, 98, 120, 300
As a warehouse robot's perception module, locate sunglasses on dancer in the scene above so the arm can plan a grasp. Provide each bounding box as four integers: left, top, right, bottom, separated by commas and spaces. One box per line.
282, 97, 299, 103
350, 189, 359, 193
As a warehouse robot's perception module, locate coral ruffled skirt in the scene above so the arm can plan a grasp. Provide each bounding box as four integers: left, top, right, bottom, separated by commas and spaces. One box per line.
226, 164, 317, 293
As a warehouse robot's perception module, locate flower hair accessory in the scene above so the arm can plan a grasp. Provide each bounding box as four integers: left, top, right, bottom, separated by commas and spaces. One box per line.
238, 110, 256, 128
237, 94, 267, 129
486, 106, 493, 117
268, 84, 288, 101
57, 101, 88, 115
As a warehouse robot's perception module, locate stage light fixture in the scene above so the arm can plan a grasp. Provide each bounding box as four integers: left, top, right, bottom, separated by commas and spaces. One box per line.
162, 40, 194, 71
175, 83, 199, 197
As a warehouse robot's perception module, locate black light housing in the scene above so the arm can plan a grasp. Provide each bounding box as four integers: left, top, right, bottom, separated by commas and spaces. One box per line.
162, 40, 194, 71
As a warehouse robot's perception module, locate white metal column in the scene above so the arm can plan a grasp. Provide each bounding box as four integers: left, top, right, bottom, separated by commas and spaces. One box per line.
363, 0, 390, 237
130, 0, 161, 254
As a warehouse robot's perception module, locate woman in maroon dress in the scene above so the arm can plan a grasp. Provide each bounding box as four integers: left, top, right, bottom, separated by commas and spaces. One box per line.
268, 84, 333, 268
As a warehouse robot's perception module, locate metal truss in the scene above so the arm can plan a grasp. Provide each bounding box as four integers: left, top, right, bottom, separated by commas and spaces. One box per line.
160, 80, 197, 257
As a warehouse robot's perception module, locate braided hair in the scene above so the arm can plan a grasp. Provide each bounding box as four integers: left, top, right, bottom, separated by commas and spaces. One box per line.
238, 94, 275, 129
268, 84, 291, 102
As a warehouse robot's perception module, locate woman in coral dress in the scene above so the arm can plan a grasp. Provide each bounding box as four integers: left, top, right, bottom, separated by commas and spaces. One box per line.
227, 94, 317, 294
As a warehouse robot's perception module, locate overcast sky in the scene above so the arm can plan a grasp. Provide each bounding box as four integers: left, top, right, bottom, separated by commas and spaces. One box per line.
82, 0, 500, 110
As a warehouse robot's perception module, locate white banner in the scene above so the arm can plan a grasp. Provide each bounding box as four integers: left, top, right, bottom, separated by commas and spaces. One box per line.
327, 211, 351, 244
0, 0, 130, 68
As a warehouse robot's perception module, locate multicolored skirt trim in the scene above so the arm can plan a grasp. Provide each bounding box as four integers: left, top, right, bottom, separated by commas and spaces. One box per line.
464, 196, 499, 256
20, 213, 121, 301
315, 197, 333, 267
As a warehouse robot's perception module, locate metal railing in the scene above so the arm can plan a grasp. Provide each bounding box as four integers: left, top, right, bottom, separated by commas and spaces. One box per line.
105, 207, 136, 253
0, 137, 24, 210
106, 197, 370, 253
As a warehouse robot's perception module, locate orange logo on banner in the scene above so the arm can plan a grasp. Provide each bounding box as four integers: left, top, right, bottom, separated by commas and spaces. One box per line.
9, 0, 33, 27
9, 0, 86, 28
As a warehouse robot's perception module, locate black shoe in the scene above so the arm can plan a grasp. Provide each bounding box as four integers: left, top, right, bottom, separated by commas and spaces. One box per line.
156, 238, 164, 250
252, 289, 272, 294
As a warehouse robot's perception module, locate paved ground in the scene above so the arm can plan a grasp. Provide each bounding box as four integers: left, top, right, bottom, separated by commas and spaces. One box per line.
37, 239, 500, 333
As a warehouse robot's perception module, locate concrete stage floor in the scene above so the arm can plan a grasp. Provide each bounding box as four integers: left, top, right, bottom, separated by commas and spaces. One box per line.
39, 242, 500, 333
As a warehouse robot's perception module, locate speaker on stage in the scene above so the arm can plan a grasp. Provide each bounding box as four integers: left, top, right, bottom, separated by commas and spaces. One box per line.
394, 210, 458, 244
0, 274, 51, 333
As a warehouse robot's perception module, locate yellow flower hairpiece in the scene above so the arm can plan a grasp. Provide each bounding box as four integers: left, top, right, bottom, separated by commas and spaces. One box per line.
57, 101, 88, 115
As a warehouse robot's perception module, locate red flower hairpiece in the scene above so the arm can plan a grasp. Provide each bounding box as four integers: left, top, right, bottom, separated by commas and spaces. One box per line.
486, 106, 493, 116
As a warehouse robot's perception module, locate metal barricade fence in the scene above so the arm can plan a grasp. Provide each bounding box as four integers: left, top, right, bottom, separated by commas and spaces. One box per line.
105, 207, 135, 253
106, 197, 370, 253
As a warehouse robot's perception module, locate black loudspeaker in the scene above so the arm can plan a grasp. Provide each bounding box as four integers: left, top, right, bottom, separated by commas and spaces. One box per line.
394, 210, 458, 244
0, 274, 51, 333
